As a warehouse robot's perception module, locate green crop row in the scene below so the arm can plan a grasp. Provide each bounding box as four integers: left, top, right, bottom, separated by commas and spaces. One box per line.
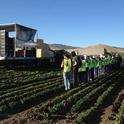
0, 72, 61, 90
0, 76, 62, 96
0, 71, 61, 84
115, 100, 124, 124
30, 82, 96, 119
75, 83, 117, 124
0, 69, 60, 80
0, 71, 41, 80
70, 71, 121, 114
49, 73, 116, 116
29, 70, 119, 120
0, 79, 63, 107
0, 82, 64, 114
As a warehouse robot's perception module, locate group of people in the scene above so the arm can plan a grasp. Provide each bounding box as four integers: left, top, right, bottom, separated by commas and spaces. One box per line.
61, 51, 122, 91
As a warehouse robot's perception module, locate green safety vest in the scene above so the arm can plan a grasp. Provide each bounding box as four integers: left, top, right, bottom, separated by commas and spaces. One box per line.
93, 59, 97, 68
106, 59, 109, 65
104, 59, 107, 66
85, 60, 90, 70
98, 60, 102, 68
107, 58, 110, 65
96, 60, 100, 68
102, 59, 105, 67
109, 58, 113, 64
79, 61, 86, 72
89, 59, 96, 68
63, 59, 72, 72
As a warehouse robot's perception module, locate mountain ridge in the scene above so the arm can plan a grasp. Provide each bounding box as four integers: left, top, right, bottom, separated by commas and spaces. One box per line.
49, 43, 79, 50
49, 43, 124, 51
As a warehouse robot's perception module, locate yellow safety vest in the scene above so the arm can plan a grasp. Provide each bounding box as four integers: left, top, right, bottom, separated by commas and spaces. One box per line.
63, 59, 72, 72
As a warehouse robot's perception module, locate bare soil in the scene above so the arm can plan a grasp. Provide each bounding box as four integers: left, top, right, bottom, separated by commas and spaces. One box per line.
99, 89, 124, 124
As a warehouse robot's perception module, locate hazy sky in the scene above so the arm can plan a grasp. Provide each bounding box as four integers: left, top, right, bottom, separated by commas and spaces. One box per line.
0, 0, 124, 48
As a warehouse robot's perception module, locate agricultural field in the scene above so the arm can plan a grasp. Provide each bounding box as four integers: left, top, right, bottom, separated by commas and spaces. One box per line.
0, 66, 124, 124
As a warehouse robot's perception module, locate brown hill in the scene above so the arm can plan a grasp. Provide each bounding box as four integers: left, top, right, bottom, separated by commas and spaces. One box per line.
86, 44, 124, 53
49, 44, 78, 50
65, 44, 124, 56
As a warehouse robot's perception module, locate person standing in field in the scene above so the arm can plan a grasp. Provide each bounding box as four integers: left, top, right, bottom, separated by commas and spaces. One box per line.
96, 56, 101, 78
71, 51, 79, 86
78, 56, 87, 84
61, 53, 72, 91
85, 56, 90, 82
89, 56, 95, 81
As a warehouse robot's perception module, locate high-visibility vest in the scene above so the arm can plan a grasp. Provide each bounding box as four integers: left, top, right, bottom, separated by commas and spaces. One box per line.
98, 60, 103, 68
109, 58, 113, 64
79, 60, 86, 72
96, 60, 100, 68
85, 59, 90, 70
63, 59, 72, 72
93, 59, 97, 68
102, 59, 105, 67
90, 59, 96, 68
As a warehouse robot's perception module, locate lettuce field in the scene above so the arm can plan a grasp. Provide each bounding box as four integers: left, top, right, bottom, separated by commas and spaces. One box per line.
0, 67, 124, 124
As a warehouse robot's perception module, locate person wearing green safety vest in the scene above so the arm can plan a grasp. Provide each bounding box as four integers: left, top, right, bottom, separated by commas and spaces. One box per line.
93, 57, 98, 78
78, 56, 87, 84
85, 56, 91, 82
98, 57, 103, 75
61, 53, 72, 91
89, 56, 95, 81
96, 56, 100, 77
100, 57, 105, 75
104, 57, 107, 74
109, 57, 113, 71
106, 57, 111, 73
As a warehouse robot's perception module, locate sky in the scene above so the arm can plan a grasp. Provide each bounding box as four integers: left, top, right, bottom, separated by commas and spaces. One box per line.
0, 0, 124, 48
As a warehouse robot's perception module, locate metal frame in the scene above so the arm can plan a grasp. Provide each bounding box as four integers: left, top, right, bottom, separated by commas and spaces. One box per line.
0, 23, 37, 60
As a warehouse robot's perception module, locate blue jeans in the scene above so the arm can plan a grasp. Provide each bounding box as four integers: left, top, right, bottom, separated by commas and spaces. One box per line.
63, 72, 71, 90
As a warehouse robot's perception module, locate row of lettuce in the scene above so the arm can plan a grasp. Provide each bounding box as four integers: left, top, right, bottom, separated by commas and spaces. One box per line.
27, 69, 124, 124
0, 68, 123, 124
0, 69, 63, 116
115, 100, 124, 124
